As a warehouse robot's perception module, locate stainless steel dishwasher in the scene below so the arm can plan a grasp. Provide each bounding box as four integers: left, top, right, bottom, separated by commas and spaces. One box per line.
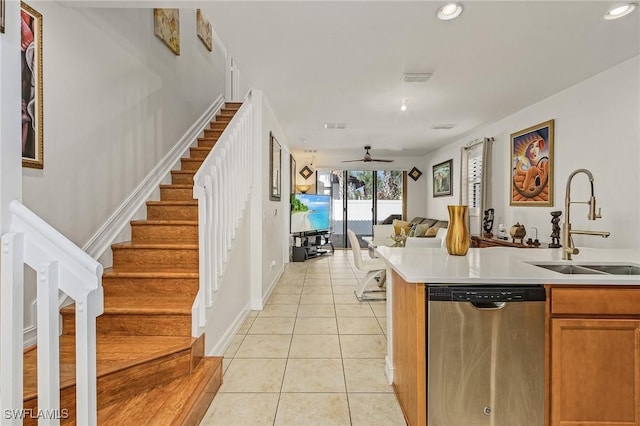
426, 285, 546, 426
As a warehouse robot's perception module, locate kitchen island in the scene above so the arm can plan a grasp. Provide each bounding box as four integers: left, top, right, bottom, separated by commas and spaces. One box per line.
374, 246, 640, 426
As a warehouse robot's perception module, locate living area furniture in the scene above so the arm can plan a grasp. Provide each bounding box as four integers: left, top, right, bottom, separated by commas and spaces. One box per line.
291, 231, 334, 262
347, 229, 386, 301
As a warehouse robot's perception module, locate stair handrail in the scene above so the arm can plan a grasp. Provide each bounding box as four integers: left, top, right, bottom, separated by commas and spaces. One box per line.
1, 199, 103, 425
192, 92, 254, 334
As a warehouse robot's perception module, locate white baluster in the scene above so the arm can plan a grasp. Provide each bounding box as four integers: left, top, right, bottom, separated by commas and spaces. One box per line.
36, 261, 61, 426
75, 291, 98, 426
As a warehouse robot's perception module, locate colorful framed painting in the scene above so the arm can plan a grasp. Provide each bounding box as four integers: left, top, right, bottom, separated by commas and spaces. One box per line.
270, 132, 281, 201
21, 2, 43, 169
433, 159, 452, 197
196, 9, 212, 52
510, 119, 554, 206
154, 9, 180, 55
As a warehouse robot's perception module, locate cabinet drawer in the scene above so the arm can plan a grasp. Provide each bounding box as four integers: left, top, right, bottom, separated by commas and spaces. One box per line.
551, 287, 640, 315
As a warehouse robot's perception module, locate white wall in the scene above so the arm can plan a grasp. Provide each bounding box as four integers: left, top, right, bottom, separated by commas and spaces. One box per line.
21, 4, 227, 248
205, 207, 252, 355
425, 56, 640, 250
261, 95, 288, 301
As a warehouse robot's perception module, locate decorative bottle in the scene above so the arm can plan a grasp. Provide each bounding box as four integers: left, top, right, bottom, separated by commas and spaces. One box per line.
446, 205, 470, 256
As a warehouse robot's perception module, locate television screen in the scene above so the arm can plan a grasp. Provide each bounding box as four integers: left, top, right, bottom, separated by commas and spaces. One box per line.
291, 194, 331, 234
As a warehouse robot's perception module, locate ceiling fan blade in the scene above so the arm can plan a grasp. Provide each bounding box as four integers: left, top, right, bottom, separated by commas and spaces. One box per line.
370, 159, 394, 162
341, 159, 364, 163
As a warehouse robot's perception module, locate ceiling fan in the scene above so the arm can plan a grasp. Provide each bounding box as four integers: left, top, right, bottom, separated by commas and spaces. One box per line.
341, 145, 394, 163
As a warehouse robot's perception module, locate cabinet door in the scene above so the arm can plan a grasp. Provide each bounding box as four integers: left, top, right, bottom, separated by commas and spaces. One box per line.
551, 318, 640, 426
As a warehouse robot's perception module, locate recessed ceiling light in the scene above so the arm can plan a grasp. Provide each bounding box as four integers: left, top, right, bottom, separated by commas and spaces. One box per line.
433, 124, 457, 130
400, 100, 408, 111
604, 3, 637, 19
437, 3, 463, 21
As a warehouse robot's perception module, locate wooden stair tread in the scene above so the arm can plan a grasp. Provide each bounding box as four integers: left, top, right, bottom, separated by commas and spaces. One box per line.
111, 242, 198, 249
24, 335, 197, 399
61, 296, 194, 315
146, 200, 197, 206
102, 268, 199, 278
130, 220, 197, 226
104, 296, 193, 313
98, 357, 222, 425
159, 184, 194, 189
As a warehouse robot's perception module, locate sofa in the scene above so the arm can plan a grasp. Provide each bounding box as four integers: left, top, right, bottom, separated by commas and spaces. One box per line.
371, 217, 449, 248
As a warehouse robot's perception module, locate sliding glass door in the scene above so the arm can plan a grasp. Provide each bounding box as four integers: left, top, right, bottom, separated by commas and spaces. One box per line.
317, 169, 404, 248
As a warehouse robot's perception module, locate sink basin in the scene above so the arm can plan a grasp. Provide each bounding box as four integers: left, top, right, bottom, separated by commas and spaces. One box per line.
532, 263, 640, 275
533, 264, 606, 275
582, 265, 640, 275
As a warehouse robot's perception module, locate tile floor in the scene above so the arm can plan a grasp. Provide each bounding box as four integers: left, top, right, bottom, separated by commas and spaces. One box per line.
200, 250, 407, 426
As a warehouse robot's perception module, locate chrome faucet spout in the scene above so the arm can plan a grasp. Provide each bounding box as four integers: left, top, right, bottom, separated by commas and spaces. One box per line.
562, 168, 609, 260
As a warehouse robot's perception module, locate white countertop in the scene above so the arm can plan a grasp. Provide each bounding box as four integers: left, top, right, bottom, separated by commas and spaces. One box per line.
374, 246, 640, 285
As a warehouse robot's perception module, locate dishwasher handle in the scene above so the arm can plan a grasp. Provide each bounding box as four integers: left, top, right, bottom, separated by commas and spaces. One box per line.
471, 301, 507, 310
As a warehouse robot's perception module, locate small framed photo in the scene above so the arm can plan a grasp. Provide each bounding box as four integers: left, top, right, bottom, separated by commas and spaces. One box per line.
510, 119, 554, 206
409, 167, 422, 181
270, 132, 281, 201
433, 159, 452, 197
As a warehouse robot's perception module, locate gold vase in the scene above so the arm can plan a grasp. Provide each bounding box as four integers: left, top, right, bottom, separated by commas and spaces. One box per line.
446, 205, 470, 256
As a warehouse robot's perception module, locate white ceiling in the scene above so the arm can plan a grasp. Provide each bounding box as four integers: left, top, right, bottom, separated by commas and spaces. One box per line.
204, 1, 638, 163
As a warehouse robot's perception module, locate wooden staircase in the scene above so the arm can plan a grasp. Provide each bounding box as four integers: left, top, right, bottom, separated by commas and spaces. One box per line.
23, 102, 243, 425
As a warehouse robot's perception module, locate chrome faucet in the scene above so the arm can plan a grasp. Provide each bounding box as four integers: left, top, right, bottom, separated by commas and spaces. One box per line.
562, 168, 610, 260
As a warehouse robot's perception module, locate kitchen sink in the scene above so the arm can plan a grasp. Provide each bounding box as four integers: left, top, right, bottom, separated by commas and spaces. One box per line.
533, 264, 607, 274
582, 265, 640, 275
532, 263, 640, 275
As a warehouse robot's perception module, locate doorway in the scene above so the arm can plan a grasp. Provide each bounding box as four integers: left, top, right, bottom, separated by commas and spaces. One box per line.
316, 170, 404, 248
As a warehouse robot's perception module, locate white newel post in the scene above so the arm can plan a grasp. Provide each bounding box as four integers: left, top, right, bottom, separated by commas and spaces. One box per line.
1, 233, 25, 425
74, 291, 98, 426
36, 262, 61, 426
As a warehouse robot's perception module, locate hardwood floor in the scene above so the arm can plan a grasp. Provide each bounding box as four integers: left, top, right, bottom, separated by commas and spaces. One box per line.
22, 102, 241, 425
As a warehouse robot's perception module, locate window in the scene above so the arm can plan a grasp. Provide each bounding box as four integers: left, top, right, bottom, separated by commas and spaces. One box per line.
461, 138, 494, 235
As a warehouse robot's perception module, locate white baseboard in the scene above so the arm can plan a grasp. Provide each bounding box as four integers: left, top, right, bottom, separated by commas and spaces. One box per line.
82, 95, 225, 261
206, 302, 251, 356
251, 266, 282, 309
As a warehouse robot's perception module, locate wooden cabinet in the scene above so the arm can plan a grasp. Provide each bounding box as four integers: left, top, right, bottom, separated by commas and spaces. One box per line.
548, 286, 640, 426
391, 270, 426, 426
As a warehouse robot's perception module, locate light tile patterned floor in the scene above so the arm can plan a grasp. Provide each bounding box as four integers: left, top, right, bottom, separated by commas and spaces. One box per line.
200, 250, 407, 426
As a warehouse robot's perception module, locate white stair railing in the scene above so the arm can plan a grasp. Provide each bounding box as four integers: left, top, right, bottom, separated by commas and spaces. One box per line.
192, 92, 254, 334
1, 200, 103, 425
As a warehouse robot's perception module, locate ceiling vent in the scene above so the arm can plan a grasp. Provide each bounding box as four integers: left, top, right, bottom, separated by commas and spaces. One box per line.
433, 124, 456, 130
401, 73, 432, 83
323, 123, 347, 130
304, 149, 318, 153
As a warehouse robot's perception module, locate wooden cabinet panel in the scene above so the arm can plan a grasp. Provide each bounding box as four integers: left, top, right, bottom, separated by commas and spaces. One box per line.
551, 287, 640, 315
550, 318, 640, 426
391, 271, 426, 426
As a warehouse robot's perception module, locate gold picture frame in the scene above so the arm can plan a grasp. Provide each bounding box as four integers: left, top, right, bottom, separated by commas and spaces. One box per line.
21, 2, 43, 169
196, 9, 212, 52
154, 9, 180, 55
510, 119, 554, 206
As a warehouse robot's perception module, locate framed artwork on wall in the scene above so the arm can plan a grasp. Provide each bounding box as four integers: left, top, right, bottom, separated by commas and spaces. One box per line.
21, 2, 43, 169
270, 132, 281, 201
433, 159, 452, 197
510, 119, 554, 206
1, 0, 5, 33
154, 8, 180, 55
290, 154, 296, 195
196, 9, 212, 52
